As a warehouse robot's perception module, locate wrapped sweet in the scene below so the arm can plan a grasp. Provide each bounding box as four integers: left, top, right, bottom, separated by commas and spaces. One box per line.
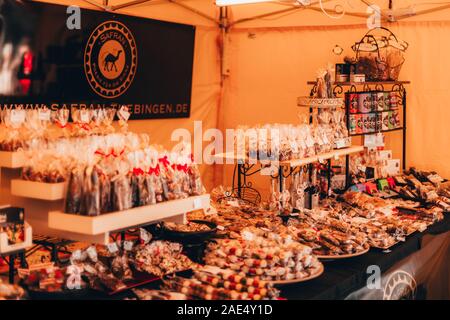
133, 241, 194, 277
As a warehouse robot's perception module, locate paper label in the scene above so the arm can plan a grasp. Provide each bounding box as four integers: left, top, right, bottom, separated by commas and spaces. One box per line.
193, 198, 203, 209
11, 109, 26, 124
107, 242, 119, 254
38, 109, 51, 121
335, 138, 347, 149
71, 250, 82, 262
80, 110, 90, 123
140, 228, 152, 244
227, 200, 240, 207
86, 246, 98, 262
123, 241, 134, 251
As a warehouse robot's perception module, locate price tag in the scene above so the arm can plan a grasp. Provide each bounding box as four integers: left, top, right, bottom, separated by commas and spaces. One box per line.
107, 242, 119, 254
11, 109, 26, 124
80, 110, 90, 123
227, 200, 240, 207
216, 225, 225, 231
140, 228, 152, 244
86, 246, 98, 262
335, 138, 346, 149
123, 241, 134, 251
364, 134, 377, 148
38, 109, 51, 121
71, 249, 82, 262
193, 198, 203, 209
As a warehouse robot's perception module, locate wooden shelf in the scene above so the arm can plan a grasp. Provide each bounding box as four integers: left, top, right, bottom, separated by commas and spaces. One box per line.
48, 194, 210, 236
215, 146, 364, 167
280, 145, 364, 167
0, 151, 25, 169
11, 180, 67, 201
0, 222, 32, 254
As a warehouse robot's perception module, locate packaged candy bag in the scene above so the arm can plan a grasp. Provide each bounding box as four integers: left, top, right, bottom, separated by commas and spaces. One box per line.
188, 162, 204, 196
111, 173, 132, 212
130, 171, 141, 208
111, 159, 132, 212
98, 168, 111, 214
65, 166, 84, 214
80, 165, 101, 216
157, 154, 174, 201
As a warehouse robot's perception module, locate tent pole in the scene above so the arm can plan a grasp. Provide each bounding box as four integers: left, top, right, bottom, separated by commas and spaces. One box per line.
83, 0, 108, 10
228, 0, 335, 27
169, 0, 219, 25
395, 3, 450, 21
219, 6, 230, 82
111, 0, 154, 11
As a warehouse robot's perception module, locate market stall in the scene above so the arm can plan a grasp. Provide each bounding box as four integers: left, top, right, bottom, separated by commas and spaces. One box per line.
0, 0, 449, 301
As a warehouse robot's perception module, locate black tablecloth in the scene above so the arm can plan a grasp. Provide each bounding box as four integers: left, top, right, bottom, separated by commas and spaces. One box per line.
31, 215, 450, 300
279, 214, 450, 300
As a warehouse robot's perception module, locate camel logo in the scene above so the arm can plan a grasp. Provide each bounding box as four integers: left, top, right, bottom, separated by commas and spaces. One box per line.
84, 21, 137, 98
383, 270, 417, 300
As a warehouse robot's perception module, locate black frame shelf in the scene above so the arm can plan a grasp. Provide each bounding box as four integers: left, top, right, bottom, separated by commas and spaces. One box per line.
349, 127, 404, 137
306, 80, 409, 187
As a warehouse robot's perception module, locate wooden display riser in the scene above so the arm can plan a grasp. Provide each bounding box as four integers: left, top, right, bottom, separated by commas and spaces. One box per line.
1, 167, 209, 245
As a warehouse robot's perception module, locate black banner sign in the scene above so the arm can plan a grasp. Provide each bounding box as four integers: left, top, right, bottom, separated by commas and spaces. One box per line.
0, 0, 195, 119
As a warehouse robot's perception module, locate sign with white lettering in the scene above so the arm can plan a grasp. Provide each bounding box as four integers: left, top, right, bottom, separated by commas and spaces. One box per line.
0, 0, 195, 120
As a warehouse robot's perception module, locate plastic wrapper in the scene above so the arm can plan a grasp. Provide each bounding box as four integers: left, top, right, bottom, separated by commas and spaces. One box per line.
99, 169, 111, 214
188, 163, 204, 196
111, 173, 132, 212
65, 166, 84, 214
130, 171, 141, 208
80, 166, 101, 216
111, 254, 134, 282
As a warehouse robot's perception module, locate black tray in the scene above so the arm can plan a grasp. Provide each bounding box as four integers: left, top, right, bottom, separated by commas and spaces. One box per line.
159, 220, 217, 244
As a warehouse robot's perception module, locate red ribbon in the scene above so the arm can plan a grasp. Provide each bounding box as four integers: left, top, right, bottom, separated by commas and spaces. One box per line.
177, 164, 188, 172
148, 165, 160, 176
133, 168, 144, 176
158, 156, 170, 168
55, 120, 69, 129
95, 150, 106, 157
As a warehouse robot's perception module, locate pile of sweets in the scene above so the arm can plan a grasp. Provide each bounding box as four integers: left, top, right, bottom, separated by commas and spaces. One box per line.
204, 228, 323, 282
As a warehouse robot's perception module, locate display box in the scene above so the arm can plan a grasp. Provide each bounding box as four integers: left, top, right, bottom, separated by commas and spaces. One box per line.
0, 151, 26, 169
11, 180, 67, 201
0, 207, 26, 248
0, 222, 32, 254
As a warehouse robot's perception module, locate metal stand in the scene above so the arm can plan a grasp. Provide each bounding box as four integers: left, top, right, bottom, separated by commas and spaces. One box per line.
32, 235, 74, 265
1, 249, 27, 284
307, 80, 410, 187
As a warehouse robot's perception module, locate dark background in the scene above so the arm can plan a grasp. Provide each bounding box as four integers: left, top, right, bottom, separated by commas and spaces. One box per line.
0, 0, 196, 119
